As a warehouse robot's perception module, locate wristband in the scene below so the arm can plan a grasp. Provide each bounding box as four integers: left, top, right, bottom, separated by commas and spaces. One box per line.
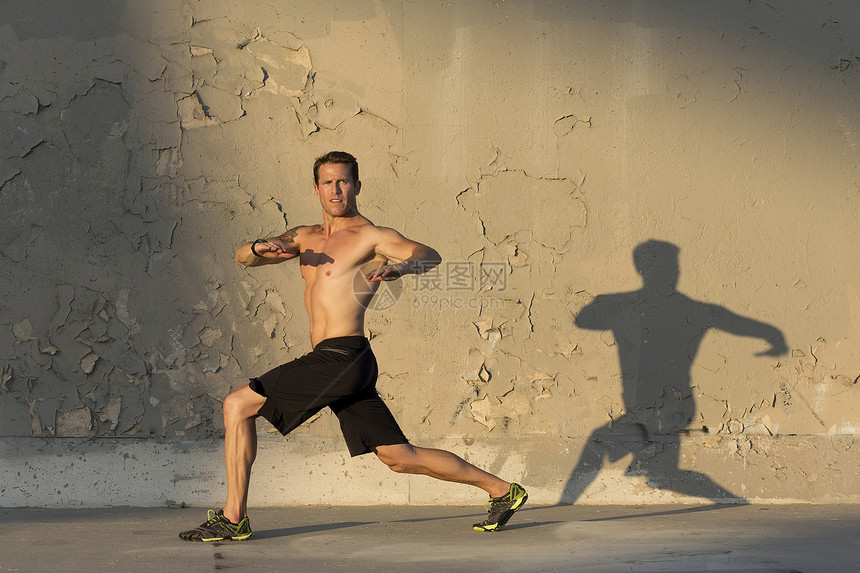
250, 239, 266, 257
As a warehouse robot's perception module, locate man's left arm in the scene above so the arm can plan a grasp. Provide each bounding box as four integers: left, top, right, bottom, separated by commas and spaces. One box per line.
366, 227, 442, 282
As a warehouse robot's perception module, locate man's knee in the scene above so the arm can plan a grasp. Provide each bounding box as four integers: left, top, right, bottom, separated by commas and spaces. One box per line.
387, 462, 410, 473
375, 444, 416, 473
223, 385, 264, 421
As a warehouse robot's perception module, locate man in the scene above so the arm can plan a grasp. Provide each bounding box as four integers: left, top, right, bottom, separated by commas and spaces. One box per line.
179, 151, 526, 541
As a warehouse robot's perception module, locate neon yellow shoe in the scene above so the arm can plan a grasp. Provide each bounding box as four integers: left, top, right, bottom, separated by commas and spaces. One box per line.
473, 483, 528, 532
179, 510, 253, 542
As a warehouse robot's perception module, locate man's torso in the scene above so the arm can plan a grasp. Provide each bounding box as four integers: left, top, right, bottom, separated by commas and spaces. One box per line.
296, 218, 386, 346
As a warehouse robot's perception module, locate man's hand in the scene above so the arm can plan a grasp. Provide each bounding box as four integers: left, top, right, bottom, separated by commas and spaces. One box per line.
366, 262, 407, 282
252, 239, 298, 260
236, 235, 300, 267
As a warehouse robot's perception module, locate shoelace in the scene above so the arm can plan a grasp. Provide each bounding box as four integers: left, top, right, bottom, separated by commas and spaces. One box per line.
194, 510, 229, 531
484, 495, 512, 512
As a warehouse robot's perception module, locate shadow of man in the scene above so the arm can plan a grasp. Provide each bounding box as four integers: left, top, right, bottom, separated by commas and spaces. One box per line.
561, 240, 787, 504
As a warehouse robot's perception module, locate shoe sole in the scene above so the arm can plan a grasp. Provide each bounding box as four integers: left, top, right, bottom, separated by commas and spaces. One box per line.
199, 532, 253, 542
473, 492, 528, 532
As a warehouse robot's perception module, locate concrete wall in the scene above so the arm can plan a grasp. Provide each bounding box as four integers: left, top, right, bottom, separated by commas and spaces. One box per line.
1, 1, 858, 507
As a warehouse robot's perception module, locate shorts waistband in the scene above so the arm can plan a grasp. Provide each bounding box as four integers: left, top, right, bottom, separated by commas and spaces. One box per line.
313, 335, 370, 352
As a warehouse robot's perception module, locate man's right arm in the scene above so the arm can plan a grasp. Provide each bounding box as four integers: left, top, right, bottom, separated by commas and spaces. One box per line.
235, 226, 302, 267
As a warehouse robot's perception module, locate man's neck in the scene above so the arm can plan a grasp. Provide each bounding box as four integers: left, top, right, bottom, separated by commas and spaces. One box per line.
321, 209, 363, 236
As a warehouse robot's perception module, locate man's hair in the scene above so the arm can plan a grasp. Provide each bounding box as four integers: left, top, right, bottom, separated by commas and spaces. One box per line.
313, 151, 359, 184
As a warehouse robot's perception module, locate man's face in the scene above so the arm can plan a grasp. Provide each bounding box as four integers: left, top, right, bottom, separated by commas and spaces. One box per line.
314, 162, 360, 217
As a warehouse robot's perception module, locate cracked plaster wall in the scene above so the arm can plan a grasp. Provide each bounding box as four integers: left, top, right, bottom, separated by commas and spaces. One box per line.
1, 1, 858, 506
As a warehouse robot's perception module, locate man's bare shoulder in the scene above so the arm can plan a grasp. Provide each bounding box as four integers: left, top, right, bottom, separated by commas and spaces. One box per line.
358, 222, 405, 240
280, 224, 321, 244
331, 216, 393, 239
296, 224, 324, 235
346, 222, 412, 252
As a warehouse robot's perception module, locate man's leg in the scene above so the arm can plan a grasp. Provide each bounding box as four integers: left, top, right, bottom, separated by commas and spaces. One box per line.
221, 385, 267, 523
374, 443, 511, 498
179, 385, 265, 541
374, 444, 529, 531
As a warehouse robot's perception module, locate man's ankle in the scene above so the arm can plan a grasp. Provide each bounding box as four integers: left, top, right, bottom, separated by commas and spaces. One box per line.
222, 509, 244, 524
488, 482, 511, 498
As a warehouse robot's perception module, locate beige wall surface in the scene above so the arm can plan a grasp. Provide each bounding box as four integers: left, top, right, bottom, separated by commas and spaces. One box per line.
1, 1, 858, 507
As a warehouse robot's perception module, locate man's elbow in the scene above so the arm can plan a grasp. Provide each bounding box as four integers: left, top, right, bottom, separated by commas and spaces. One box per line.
235, 246, 256, 267
428, 248, 442, 266
422, 247, 442, 270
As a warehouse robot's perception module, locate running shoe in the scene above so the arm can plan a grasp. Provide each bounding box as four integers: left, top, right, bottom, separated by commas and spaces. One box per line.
472, 482, 528, 532
178, 509, 253, 542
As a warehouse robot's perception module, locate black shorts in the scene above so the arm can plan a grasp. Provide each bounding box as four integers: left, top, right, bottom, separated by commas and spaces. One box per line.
249, 335, 409, 457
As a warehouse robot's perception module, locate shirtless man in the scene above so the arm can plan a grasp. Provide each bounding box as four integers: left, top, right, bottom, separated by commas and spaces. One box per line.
179, 151, 527, 541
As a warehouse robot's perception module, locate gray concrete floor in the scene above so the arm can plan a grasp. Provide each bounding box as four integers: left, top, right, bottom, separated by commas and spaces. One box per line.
2, 504, 858, 572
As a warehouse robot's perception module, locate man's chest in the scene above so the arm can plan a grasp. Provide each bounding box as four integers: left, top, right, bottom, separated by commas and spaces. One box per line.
299, 232, 379, 281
